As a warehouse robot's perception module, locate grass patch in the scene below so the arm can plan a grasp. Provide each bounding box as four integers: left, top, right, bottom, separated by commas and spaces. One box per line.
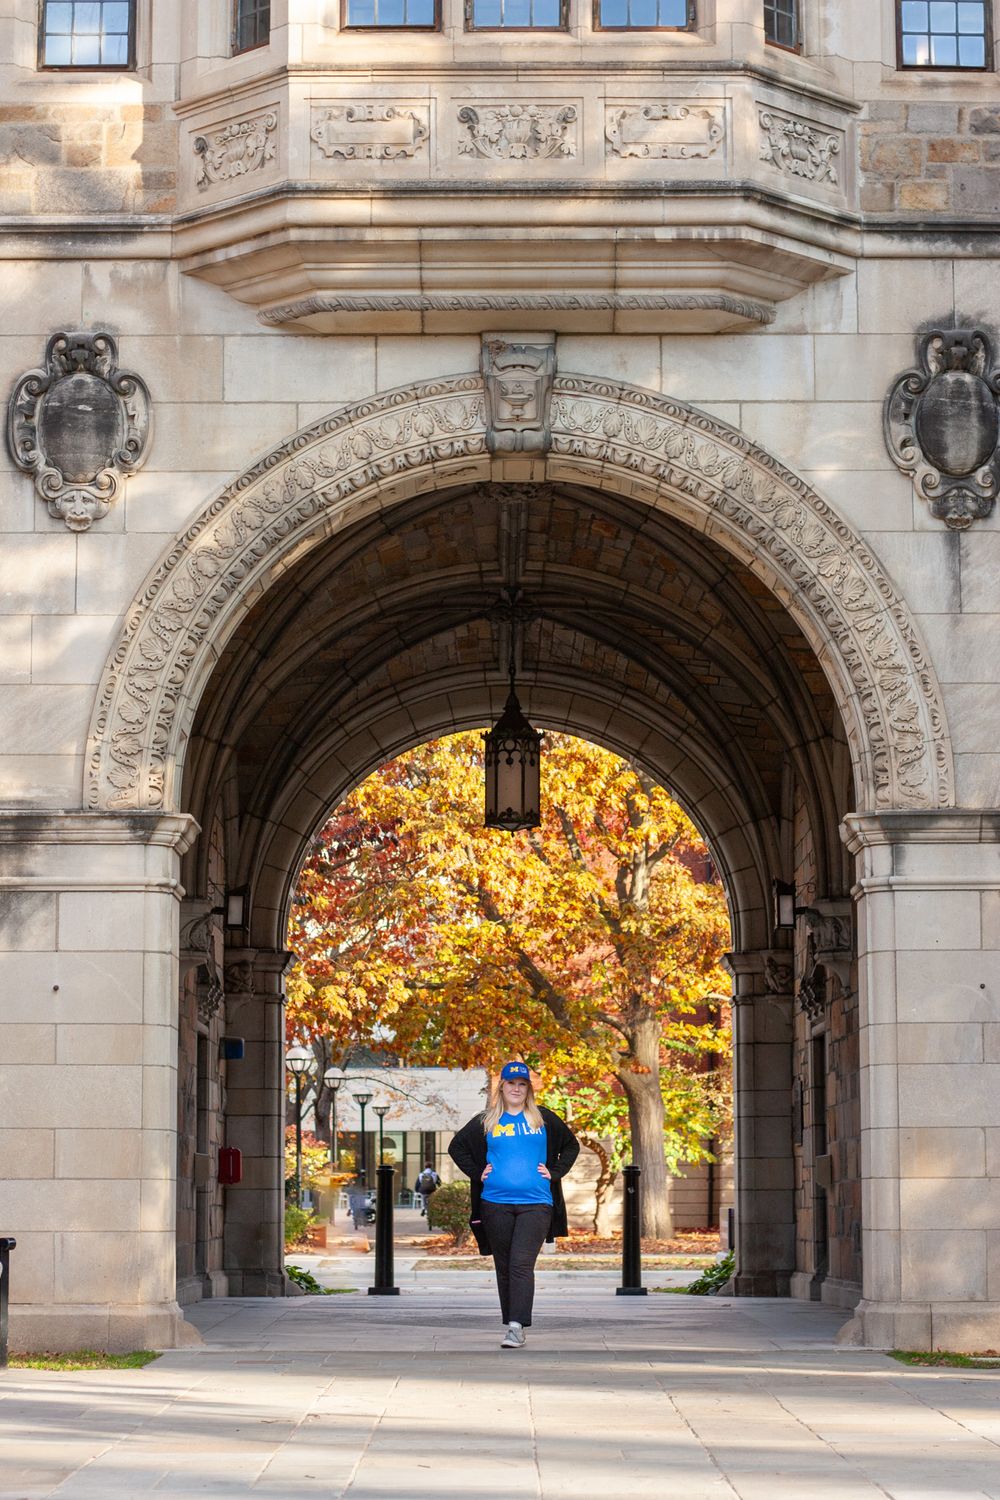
8, 1350, 160, 1371
889, 1349, 1000, 1370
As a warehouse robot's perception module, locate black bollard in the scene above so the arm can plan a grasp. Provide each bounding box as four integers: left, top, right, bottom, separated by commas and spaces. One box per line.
0, 1237, 15, 1367
616, 1165, 647, 1296
368, 1164, 399, 1296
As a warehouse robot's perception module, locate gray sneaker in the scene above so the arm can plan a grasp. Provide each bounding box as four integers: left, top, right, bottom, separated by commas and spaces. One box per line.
500, 1322, 526, 1349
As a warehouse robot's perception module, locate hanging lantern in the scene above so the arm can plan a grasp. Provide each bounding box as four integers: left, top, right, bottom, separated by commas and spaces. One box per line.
484, 686, 542, 831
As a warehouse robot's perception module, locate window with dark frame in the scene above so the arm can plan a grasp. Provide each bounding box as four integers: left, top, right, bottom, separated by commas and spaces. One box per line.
763, 0, 798, 49
39, 1, 134, 69
596, 0, 691, 27
898, 0, 990, 67
469, 0, 565, 27
234, 0, 270, 53
345, 0, 436, 24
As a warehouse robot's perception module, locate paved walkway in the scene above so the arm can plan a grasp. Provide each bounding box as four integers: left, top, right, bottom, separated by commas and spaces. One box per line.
3, 1276, 1000, 1499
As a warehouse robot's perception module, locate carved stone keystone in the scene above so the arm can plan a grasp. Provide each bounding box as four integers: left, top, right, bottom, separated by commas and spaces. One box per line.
884, 327, 1000, 530
481, 338, 556, 455
6, 332, 152, 531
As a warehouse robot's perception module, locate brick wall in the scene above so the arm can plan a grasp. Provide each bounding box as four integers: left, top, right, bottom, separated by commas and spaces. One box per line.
861, 103, 1000, 215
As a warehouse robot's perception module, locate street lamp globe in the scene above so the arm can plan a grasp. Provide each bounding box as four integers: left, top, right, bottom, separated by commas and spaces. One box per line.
286, 1045, 314, 1078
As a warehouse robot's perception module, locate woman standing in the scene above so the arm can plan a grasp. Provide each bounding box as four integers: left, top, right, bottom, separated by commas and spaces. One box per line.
449, 1061, 579, 1349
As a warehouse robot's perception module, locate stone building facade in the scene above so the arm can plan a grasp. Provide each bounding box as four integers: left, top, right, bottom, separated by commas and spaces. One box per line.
0, 0, 999, 1353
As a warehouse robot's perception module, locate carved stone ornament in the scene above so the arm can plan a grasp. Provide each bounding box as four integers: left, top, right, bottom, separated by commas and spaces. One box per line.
195, 109, 277, 191
457, 104, 577, 161
86, 375, 953, 814
223, 961, 256, 997
797, 901, 853, 1022
311, 104, 429, 161
6, 332, 152, 532
605, 104, 724, 160
758, 108, 841, 185
481, 340, 556, 455
884, 328, 1000, 530
180, 901, 225, 1025
763, 954, 794, 995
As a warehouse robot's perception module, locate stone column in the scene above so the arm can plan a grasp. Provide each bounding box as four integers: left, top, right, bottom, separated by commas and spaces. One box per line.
222, 947, 293, 1296
838, 812, 1000, 1352
0, 811, 199, 1352
725, 950, 796, 1296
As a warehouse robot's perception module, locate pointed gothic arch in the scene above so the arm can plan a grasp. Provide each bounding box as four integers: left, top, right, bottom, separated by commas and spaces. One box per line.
87, 373, 953, 815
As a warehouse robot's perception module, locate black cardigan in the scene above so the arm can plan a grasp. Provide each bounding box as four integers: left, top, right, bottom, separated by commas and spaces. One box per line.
448, 1106, 580, 1254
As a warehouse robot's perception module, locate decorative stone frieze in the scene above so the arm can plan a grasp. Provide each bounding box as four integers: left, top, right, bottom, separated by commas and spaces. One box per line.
884, 327, 1000, 530
85, 375, 952, 815
605, 104, 724, 160
310, 104, 429, 162
256, 292, 775, 329
6, 332, 152, 532
194, 109, 277, 191
481, 339, 556, 456
457, 104, 578, 161
758, 108, 841, 185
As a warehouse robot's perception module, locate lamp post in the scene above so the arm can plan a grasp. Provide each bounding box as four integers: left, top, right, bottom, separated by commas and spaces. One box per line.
286, 1046, 315, 1207
324, 1068, 343, 1168
352, 1091, 372, 1188
373, 1103, 390, 1165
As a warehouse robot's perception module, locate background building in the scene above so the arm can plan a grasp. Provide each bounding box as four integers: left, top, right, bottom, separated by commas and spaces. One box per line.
1, 0, 999, 1353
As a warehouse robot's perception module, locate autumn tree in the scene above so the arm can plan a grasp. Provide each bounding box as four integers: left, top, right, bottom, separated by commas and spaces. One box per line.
287, 732, 731, 1236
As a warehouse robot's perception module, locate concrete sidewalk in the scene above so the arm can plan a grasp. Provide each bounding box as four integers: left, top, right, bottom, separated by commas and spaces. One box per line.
2, 1283, 1000, 1499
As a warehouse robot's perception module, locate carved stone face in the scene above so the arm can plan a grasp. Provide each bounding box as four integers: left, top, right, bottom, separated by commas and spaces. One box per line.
915, 369, 999, 477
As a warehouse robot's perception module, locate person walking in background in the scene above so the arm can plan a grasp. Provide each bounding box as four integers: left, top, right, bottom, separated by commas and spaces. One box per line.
448, 1061, 579, 1349
415, 1161, 440, 1216
347, 1174, 369, 1231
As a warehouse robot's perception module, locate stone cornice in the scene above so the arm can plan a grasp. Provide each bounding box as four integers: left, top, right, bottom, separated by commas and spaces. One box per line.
173, 59, 862, 118
842, 811, 1000, 853
0, 811, 200, 853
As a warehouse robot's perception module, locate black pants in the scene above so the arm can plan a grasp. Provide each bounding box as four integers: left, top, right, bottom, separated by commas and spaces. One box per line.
481, 1200, 552, 1327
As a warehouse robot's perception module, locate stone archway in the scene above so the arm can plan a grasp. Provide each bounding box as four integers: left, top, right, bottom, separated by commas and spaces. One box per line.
87, 373, 953, 818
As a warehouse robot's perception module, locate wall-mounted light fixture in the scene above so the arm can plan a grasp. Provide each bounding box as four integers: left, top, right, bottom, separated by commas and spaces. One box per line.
224, 886, 248, 929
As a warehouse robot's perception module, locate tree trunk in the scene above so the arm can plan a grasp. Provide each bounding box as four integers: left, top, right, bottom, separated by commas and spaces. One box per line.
580, 1136, 616, 1236
616, 1010, 673, 1238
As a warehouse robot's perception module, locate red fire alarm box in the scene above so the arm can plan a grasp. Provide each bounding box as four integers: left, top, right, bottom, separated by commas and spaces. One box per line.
219, 1147, 242, 1185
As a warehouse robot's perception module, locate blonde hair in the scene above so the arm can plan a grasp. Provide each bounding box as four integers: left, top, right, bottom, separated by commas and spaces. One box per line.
482, 1074, 544, 1134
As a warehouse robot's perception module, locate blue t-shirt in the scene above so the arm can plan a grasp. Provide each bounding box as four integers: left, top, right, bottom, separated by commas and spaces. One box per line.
481, 1112, 552, 1206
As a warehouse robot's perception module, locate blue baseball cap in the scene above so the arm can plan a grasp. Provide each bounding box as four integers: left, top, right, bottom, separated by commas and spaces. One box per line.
501, 1061, 530, 1081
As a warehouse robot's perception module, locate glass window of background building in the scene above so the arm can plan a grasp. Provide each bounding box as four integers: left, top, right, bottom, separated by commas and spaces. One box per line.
597, 0, 691, 25
39, 1, 134, 68
470, 0, 565, 25
763, 0, 799, 48
898, 0, 989, 66
234, 0, 270, 51
345, 0, 436, 24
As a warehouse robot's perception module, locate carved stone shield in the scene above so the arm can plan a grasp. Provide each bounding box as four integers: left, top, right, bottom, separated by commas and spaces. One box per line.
6, 332, 152, 531
884, 328, 1000, 530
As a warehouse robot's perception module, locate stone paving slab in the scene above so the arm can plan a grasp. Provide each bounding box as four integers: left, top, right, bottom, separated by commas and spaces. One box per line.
2, 1284, 1000, 1498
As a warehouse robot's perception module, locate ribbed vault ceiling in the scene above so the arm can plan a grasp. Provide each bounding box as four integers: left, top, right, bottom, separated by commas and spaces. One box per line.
184, 481, 851, 944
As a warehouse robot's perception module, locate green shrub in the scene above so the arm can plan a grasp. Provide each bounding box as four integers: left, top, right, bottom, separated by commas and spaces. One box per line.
426, 1179, 472, 1248
682, 1249, 735, 1295
285, 1264, 355, 1296
284, 1204, 316, 1248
